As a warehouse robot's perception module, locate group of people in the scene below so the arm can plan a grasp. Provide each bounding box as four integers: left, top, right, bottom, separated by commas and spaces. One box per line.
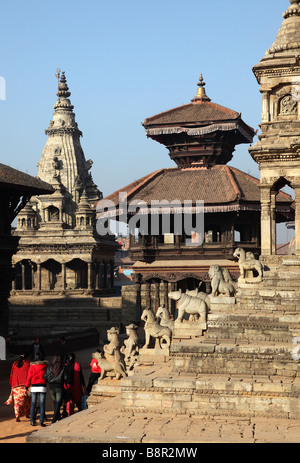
5, 337, 90, 427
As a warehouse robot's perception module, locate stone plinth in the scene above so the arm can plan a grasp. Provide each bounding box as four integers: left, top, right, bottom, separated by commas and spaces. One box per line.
138, 346, 170, 364
173, 320, 207, 339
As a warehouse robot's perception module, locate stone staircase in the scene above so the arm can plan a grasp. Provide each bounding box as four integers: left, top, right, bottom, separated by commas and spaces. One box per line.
118, 264, 300, 419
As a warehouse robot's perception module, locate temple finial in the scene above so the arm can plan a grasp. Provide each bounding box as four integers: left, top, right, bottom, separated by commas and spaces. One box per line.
56, 71, 71, 99
192, 73, 211, 102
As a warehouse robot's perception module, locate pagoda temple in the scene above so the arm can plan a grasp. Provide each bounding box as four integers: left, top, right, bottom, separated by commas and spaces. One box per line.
10, 72, 119, 306
104, 75, 293, 319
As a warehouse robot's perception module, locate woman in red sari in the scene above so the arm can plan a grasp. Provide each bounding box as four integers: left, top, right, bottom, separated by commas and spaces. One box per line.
5, 354, 31, 421
63, 353, 86, 416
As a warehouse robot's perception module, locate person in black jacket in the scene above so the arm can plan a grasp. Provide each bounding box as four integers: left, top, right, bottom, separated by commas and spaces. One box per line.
29, 337, 45, 361
44, 353, 65, 423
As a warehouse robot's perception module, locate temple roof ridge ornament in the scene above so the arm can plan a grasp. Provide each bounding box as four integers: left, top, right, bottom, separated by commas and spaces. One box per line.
191, 74, 211, 102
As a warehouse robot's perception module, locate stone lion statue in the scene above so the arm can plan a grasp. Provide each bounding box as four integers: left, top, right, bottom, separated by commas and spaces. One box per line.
209, 265, 236, 297
233, 247, 263, 283
141, 308, 172, 349
121, 324, 140, 370
93, 350, 127, 380
96, 326, 127, 380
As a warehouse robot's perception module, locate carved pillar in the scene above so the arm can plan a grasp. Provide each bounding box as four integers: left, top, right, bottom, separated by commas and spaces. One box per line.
260, 186, 272, 256
21, 262, 25, 290
270, 190, 277, 255
294, 186, 300, 255
154, 281, 160, 312
145, 281, 151, 308
37, 263, 41, 291
170, 282, 176, 319
95, 262, 100, 290
87, 261, 93, 290
163, 281, 169, 313
261, 91, 270, 122
61, 262, 66, 290
136, 282, 142, 319
31, 262, 35, 289
11, 264, 16, 291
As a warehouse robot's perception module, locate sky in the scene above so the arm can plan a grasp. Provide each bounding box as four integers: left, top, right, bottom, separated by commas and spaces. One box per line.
0, 0, 294, 242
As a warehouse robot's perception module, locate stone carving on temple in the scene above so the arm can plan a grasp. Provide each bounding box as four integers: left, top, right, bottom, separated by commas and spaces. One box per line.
168, 289, 207, 323
233, 247, 263, 283
141, 307, 172, 349
120, 323, 140, 370
156, 305, 175, 331
208, 265, 236, 297
95, 327, 127, 380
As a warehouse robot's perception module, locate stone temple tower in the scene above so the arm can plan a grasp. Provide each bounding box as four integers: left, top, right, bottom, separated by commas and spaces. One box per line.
249, 0, 300, 256
37, 71, 101, 225
11, 72, 119, 304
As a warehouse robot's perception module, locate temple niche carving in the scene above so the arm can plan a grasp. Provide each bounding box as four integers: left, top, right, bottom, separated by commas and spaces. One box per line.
10, 72, 119, 304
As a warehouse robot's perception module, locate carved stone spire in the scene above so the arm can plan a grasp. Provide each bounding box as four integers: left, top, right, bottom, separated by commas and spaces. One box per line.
191, 74, 211, 102
36, 71, 101, 228
264, 0, 300, 56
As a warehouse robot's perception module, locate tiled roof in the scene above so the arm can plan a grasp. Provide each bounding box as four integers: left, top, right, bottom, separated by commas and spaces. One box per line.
0, 163, 53, 194
104, 166, 292, 208
144, 101, 241, 126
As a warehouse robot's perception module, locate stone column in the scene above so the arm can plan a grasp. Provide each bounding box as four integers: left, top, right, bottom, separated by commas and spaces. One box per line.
154, 281, 160, 311
260, 185, 272, 256
11, 264, 16, 291
37, 263, 41, 291
164, 281, 169, 312
145, 282, 151, 309
270, 190, 277, 255
21, 262, 25, 290
136, 282, 142, 319
261, 91, 270, 123
31, 262, 35, 289
95, 262, 100, 290
87, 261, 93, 290
61, 262, 66, 290
294, 186, 300, 255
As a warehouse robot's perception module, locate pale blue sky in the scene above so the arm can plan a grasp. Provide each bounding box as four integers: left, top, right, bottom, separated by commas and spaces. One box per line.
0, 0, 289, 200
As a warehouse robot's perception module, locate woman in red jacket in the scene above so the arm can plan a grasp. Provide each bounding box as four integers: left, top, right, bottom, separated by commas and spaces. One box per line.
5, 354, 31, 421
25, 351, 48, 426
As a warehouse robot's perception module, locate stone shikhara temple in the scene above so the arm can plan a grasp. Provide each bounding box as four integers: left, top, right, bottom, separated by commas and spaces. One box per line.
10, 72, 119, 305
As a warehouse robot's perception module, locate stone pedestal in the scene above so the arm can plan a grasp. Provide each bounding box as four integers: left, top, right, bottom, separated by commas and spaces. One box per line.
173, 320, 207, 339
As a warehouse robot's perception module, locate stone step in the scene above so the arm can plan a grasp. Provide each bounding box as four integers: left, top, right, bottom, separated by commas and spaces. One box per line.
120, 365, 300, 419
205, 312, 300, 343
170, 339, 300, 377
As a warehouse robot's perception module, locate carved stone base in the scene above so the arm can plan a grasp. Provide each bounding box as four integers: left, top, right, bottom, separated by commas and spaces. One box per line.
173, 320, 207, 339
210, 296, 236, 305
138, 346, 170, 364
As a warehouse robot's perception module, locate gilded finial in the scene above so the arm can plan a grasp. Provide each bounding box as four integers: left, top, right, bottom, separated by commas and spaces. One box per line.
192, 73, 211, 102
